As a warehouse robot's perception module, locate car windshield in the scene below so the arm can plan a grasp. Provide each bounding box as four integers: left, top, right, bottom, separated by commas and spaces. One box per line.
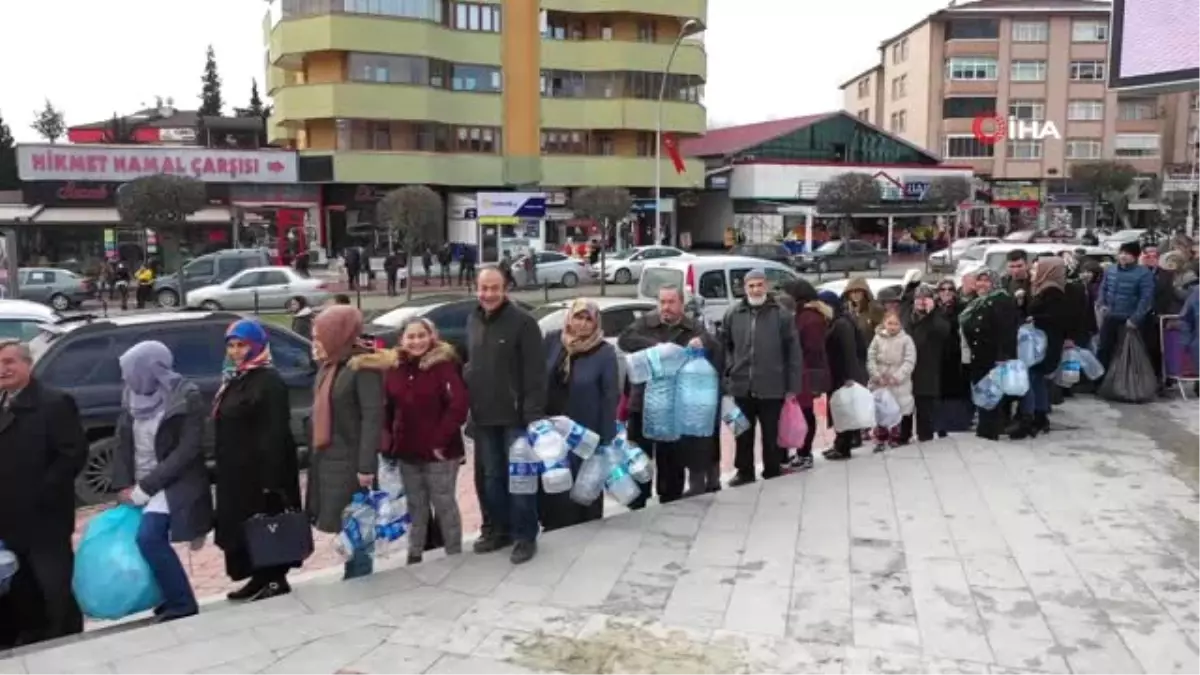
815, 241, 842, 253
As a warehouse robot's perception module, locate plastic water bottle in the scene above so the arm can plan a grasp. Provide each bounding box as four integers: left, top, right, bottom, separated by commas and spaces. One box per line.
625, 343, 688, 384
675, 348, 719, 437
527, 419, 567, 464
720, 395, 751, 436
0, 542, 17, 596
621, 438, 653, 484
377, 458, 403, 499
605, 463, 641, 506
508, 436, 541, 495
550, 416, 600, 460
542, 458, 573, 494
334, 493, 377, 561
570, 450, 611, 506
373, 492, 410, 557
643, 375, 680, 441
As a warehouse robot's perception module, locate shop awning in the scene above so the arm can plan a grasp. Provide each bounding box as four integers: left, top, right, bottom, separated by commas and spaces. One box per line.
0, 204, 43, 223
33, 207, 122, 224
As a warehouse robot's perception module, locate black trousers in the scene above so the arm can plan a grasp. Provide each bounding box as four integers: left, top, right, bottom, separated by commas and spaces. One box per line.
626, 412, 708, 508
386, 271, 398, 295
798, 404, 818, 456
0, 540, 83, 649
733, 396, 784, 480
1096, 315, 1127, 372
1144, 315, 1163, 385
899, 396, 938, 442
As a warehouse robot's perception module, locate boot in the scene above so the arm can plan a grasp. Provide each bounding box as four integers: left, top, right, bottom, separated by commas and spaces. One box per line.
1007, 415, 1035, 440
1032, 412, 1050, 435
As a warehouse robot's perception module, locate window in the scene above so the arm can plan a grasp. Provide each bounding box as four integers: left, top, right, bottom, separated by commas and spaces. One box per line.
599, 309, 638, 337
943, 96, 997, 118
857, 108, 870, 120
696, 270, 727, 300
1007, 139, 1043, 159
1067, 100, 1105, 121
763, 267, 796, 291
454, 126, 499, 153
216, 257, 249, 278
1114, 133, 1160, 157
266, 327, 315, 372
1070, 60, 1107, 81
157, 326, 227, 378
24, 270, 55, 285
450, 2, 500, 32
1012, 21, 1049, 42
286, 0, 443, 22
0, 320, 44, 342
183, 258, 214, 278
540, 130, 588, 155
891, 38, 909, 64
1009, 100, 1045, 121
600, 22, 612, 40
636, 21, 656, 42
728, 268, 754, 298
897, 110, 907, 133
1065, 139, 1103, 160
943, 135, 996, 158
946, 57, 998, 80
230, 271, 265, 288
1072, 20, 1108, 42
1118, 99, 1158, 120
635, 132, 654, 157
539, 70, 701, 102
451, 64, 502, 92
945, 18, 1000, 40
1010, 60, 1046, 82
889, 112, 899, 132
41, 335, 127, 387
259, 271, 290, 286
890, 74, 907, 99
856, 78, 870, 98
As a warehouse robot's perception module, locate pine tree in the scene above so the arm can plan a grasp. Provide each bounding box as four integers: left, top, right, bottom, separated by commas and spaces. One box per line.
30, 100, 66, 144
0, 113, 18, 190
199, 45, 224, 117
236, 79, 266, 118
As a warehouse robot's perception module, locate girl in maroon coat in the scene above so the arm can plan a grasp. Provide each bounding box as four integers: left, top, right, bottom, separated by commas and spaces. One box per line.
785, 279, 832, 471
352, 317, 468, 564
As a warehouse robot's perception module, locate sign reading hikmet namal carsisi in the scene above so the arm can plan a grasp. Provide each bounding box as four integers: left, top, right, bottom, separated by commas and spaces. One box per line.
16, 144, 300, 183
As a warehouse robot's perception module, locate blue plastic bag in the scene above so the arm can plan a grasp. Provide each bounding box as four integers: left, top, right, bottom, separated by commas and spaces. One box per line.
73, 505, 162, 620
1018, 325, 1047, 367
971, 372, 1004, 410
994, 360, 1030, 397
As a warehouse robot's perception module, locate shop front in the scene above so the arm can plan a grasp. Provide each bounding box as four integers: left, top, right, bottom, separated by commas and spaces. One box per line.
476, 192, 547, 265
990, 181, 1043, 228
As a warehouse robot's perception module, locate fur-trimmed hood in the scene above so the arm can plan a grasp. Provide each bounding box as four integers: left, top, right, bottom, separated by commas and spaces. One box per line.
349, 341, 459, 371
803, 300, 833, 321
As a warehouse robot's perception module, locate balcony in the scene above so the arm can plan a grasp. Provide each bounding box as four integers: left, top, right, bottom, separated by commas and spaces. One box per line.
268, 15, 500, 68
273, 84, 502, 128
540, 0, 705, 21
541, 38, 705, 79
321, 151, 504, 186
542, 98, 705, 134
541, 155, 703, 188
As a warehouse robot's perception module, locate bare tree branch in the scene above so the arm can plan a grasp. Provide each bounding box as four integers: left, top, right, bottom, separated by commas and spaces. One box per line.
377, 186, 445, 299
815, 172, 882, 239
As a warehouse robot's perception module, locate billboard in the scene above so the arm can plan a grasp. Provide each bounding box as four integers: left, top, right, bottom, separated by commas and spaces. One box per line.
1110, 0, 1200, 91
17, 144, 300, 183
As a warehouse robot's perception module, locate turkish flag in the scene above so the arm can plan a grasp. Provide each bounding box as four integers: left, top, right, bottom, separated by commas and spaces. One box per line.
662, 133, 687, 174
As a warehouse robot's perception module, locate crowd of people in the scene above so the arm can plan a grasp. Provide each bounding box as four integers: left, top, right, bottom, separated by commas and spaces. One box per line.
1, 241, 1197, 649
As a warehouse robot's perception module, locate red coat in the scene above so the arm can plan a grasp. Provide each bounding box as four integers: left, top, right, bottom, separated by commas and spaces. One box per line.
372, 343, 469, 463
795, 302, 833, 408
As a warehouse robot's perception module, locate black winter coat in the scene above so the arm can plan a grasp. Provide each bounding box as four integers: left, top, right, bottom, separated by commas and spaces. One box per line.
937, 300, 970, 400
1026, 287, 1069, 376
908, 309, 951, 398
826, 314, 868, 388
961, 294, 1020, 379
1063, 280, 1096, 345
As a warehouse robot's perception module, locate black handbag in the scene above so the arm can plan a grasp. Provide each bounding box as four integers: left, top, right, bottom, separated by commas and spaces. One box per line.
243, 494, 314, 570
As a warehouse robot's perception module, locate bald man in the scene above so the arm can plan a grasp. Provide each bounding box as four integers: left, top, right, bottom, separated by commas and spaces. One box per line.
464, 267, 547, 564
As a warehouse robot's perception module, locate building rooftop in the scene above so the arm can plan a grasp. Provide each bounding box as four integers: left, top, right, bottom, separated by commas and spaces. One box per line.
679, 113, 837, 158
876, 0, 1112, 49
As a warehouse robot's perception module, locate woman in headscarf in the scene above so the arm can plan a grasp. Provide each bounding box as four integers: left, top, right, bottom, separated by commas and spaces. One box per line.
111, 340, 212, 622
841, 277, 882, 351
351, 317, 468, 565
934, 278, 971, 435
785, 279, 831, 470
540, 299, 620, 530
213, 319, 301, 602
818, 290, 869, 460
306, 305, 384, 580
959, 269, 1020, 441
1011, 256, 1068, 439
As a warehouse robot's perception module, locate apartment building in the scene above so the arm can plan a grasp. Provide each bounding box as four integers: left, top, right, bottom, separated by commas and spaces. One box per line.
839, 0, 1198, 211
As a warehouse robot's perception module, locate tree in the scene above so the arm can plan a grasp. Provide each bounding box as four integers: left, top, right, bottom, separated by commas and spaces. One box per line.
1070, 160, 1138, 230
239, 79, 266, 118
571, 187, 634, 295
0, 113, 17, 190
199, 45, 224, 117
117, 175, 208, 301
815, 172, 882, 240
922, 176, 972, 212
377, 186, 445, 299
30, 99, 66, 143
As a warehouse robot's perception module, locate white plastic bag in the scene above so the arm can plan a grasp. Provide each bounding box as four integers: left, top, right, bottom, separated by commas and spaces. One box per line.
873, 389, 902, 428
995, 360, 1030, 397
830, 383, 874, 432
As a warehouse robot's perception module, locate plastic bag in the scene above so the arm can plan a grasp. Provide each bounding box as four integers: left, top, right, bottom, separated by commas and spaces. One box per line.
1076, 347, 1105, 381
830, 383, 874, 432
995, 360, 1030, 397
73, 505, 162, 620
873, 389, 902, 428
971, 372, 1004, 410
1098, 327, 1158, 403
777, 398, 810, 447
1018, 325, 1047, 367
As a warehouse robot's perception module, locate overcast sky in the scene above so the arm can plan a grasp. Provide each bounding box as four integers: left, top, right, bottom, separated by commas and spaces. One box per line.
1, 0, 952, 142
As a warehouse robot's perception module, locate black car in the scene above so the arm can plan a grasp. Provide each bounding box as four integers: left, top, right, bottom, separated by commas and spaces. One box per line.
792, 239, 889, 273
364, 295, 532, 359
28, 311, 317, 505
729, 243, 794, 266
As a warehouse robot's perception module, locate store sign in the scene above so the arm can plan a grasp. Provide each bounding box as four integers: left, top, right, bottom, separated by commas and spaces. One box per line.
477, 192, 546, 223
16, 144, 299, 183
22, 181, 120, 206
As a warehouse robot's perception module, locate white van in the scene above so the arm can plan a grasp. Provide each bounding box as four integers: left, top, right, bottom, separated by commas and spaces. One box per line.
637, 255, 799, 328
954, 243, 1114, 286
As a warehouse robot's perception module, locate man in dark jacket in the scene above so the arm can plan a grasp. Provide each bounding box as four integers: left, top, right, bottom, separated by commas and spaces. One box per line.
721, 269, 802, 485
464, 268, 547, 564
344, 246, 361, 291
1002, 249, 1032, 316
1098, 241, 1155, 370
905, 286, 950, 443
0, 340, 87, 648
618, 285, 721, 506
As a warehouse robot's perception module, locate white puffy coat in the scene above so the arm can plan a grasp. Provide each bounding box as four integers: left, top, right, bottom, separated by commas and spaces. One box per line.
867, 328, 917, 415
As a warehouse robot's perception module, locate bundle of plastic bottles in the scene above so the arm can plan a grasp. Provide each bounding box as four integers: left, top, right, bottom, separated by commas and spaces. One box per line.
511, 416, 605, 498
626, 343, 720, 441
971, 359, 1031, 410
571, 422, 653, 507
334, 461, 412, 561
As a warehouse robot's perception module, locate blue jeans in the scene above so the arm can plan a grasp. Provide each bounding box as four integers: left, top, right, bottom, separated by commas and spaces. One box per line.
343, 545, 374, 580
1020, 373, 1050, 415
135, 513, 198, 617
474, 426, 539, 542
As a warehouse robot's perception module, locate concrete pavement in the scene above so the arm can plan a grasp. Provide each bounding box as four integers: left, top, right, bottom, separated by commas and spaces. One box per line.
6, 396, 1197, 674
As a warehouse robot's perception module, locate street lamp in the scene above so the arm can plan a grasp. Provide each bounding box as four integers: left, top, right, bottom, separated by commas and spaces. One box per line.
654, 18, 704, 246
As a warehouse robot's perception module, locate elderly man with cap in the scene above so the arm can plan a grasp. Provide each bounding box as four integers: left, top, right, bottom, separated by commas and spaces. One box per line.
1097, 241, 1155, 371
720, 269, 802, 485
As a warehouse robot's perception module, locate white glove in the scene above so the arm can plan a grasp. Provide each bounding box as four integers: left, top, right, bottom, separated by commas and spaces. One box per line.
130, 486, 151, 507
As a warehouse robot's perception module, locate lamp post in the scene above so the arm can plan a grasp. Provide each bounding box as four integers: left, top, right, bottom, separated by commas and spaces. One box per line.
654, 18, 703, 246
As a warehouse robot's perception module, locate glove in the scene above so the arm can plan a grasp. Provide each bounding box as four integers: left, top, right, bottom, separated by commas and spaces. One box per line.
130, 486, 151, 507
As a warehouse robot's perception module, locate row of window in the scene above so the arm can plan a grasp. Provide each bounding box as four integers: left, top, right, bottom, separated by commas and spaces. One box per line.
541, 10, 658, 42
348, 53, 501, 91
539, 129, 657, 156
943, 17, 1107, 42
942, 97, 1160, 122
334, 119, 503, 153
946, 57, 1107, 82
540, 70, 703, 103
943, 133, 1162, 160
280, 0, 500, 32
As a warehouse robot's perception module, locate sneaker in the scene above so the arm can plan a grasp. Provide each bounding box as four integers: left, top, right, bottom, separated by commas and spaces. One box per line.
472, 534, 513, 554
510, 540, 537, 565
794, 455, 814, 471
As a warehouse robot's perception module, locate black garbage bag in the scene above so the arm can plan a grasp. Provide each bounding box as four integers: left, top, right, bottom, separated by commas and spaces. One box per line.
1098, 326, 1159, 403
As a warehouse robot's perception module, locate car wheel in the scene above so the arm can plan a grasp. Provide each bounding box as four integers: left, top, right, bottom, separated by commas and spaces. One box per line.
866, 258, 880, 270
561, 272, 579, 288
76, 436, 118, 506
816, 260, 829, 273
614, 268, 633, 284
285, 296, 304, 313
49, 293, 71, 311
157, 289, 179, 308
201, 300, 223, 311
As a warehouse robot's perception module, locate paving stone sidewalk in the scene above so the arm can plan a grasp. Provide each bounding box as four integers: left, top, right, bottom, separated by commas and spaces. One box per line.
5, 397, 1197, 674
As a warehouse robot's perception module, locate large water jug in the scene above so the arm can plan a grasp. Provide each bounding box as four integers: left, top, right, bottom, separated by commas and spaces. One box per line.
720, 396, 750, 436
334, 493, 377, 561
625, 343, 688, 384
971, 372, 1004, 410
643, 375, 678, 441
570, 450, 611, 506
675, 348, 719, 437
1076, 348, 1105, 380
0, 542, 18, 597
528, 419, 567, 464
605, 463, 641, 506
550, 416, 600, 459
542, 458, 573, 494
508, 436, 541, 495
995, 359, 1030, 397
1018, 325, 1047, 367
621, 438, 653, 484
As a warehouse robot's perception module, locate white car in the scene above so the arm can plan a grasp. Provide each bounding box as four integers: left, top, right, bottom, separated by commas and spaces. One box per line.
954, 243, 1114, 287
0, 299, 59, 342
637, 255, 799, 328
591, 246, 690, 284
1100, 229, 1147, 251
511, 252, 591, 288
927, 237, 999, 273
186, 266, 332, 312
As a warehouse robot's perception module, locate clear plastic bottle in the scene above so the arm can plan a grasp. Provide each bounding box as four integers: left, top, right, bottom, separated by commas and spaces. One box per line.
720, 396, 751, 436
508, 436, 541, 495
605, 463, 641, 506
550, 416, 600, 460
622, 439, 653, 484
676, 347, 719, 437
625, 343, 688, 384
541, 459, 573, 494
528, 420, 567, 464
373, 491, 410, 558
570, 449, 611, 506
377, 457, 404, 499
334, 493, 378, 561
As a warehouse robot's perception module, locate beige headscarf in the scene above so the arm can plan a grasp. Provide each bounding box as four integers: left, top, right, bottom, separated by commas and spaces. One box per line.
1031, 256, 1066, 297
560, 299, 604, 376
312, 305, 364, 451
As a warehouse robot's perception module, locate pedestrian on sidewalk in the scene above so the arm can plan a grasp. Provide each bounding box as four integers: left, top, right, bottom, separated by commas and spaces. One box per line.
721, 269, 802, 485
541, 299, 620, 530
465, 268, 547, 565
112, 341, 212, 623
867, 311, 916, 452
438, 244, 453, 285
905, 285, 950, 443
1010, 256, 1067, 439
960, 270, 1020, 441
818, 291, 869, 461
422, 248, 433, 285
784, 279, 831, 471
384, 251, 400, 297
934, 280, 971, 435
344, 246, 361, 292
290, 296, 314, 342
0, 340, 86, 648
213, 320, 302, 602
459, 245, 476, 287
352, 318, 467, 565
307, 306, 384, 580
1097, 241, 1154, 370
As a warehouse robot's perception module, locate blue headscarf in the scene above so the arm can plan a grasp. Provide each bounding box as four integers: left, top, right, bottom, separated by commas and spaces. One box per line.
818, 290, 843, 315
213, 319, 273, 416
119, 340, 182, 420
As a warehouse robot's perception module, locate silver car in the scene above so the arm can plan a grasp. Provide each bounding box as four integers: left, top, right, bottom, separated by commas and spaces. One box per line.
185, 266, 331, 312
591, 246, 690, 284
511, 251, 591, 288
18, 267, 94, 310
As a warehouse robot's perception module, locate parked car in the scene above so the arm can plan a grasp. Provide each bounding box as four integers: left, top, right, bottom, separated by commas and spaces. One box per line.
184, 266, 331, 312
1002, 228, 1077, 244
791, 239, 889, 273
155, 248, 272, 307
638, 255, 798, 328
511, 251, 590, 288
729, 243, 794, 266
365, 295, 534, 360
1099, 229, 1148, 251
17, 267, 93, 310
591, 246, 689, 284
0, 299, 59, 342
926, 237, 1000, 273
531, 297, 657, 386
27, 311, 317, 505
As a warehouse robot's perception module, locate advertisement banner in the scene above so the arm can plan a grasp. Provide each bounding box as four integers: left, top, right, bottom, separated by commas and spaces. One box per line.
17, 144, 300, 183
477, 192, 546, 224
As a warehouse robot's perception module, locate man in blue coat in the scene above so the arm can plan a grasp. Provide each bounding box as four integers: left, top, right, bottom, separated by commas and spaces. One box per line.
1097, 241, 1155, 370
